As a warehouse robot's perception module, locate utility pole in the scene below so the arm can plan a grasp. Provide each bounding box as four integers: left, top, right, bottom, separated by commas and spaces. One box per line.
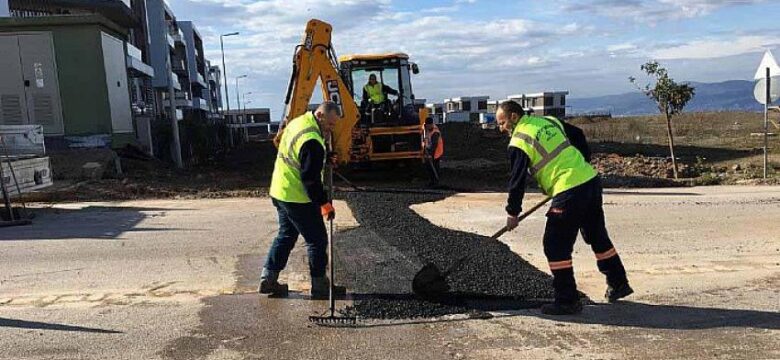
765, 67, 769, 179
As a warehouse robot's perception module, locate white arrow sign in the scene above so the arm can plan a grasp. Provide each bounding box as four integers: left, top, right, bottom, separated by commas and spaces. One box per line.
754, 50, 780, 80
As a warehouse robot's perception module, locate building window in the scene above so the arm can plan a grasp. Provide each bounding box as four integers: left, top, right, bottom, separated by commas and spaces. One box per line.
477, 100, 487, 110
560, 96, 566, 106
544, 96, 553, 106
447, 102, 455, 112
461, 101, 471, 111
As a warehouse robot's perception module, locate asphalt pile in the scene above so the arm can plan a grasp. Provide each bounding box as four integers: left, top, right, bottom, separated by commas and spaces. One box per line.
335, 191, 554, 319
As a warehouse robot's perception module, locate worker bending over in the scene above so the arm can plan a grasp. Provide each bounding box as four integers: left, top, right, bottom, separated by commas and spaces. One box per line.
260, 101, 344, 299
423, 117, 444, 187
363, 74, 398, 105
496, 100, 633, 315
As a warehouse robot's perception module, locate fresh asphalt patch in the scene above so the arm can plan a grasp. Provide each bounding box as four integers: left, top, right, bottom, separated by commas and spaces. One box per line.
335, 192, 555, 319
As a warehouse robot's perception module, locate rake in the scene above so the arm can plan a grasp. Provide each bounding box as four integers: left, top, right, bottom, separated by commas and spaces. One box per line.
309, 136, 357, 327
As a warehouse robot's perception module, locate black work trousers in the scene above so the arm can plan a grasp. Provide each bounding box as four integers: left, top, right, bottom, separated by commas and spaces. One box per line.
543, 176, 628, 304
426, 158, 441, 185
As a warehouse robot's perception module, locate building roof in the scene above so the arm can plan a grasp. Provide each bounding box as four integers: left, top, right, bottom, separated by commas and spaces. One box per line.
338, 53, 409, 62
508, 91, 569, 99
444, 96, 489, 102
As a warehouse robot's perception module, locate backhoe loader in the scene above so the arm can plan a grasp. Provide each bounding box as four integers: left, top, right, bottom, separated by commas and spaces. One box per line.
276, 19, 429, 165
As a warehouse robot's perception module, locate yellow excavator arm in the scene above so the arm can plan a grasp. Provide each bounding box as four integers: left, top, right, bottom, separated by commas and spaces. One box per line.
276, 19, 359, 164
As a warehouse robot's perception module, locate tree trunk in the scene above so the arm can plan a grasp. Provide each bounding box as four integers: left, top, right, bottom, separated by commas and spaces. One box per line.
665, 113, 679, 179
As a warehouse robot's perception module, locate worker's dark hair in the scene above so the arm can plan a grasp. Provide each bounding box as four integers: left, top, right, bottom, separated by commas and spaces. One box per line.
317, 101, 340, 115
499, 100, 525, 118
425, 117, 433, 125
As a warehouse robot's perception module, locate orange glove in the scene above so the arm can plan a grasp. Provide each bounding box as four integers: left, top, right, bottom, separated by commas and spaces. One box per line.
320, 202, 335, 220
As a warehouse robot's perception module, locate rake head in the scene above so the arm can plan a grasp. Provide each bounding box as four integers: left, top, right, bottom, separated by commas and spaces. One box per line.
308, 314, 358, 327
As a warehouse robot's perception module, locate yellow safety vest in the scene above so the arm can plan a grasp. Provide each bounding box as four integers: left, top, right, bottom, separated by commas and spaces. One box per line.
364, 83, 385, 104
509, 115, 597, 196
269, 112, 325, 203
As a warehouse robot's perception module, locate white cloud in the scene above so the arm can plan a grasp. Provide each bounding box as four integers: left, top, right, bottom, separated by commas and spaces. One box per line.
564, 0, 766, 23
653, 35, 780, 59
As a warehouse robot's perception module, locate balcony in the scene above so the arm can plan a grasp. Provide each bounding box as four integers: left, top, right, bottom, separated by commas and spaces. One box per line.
171, 29, 186, 47
191, 73, 208, 88
193, 97, 210, 111
125, 43, 154, 77
171, 73, 181, 91
171, 58, 187, 74
166, 33, 175, 50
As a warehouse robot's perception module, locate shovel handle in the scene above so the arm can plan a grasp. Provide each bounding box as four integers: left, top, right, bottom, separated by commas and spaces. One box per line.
491, 196, 552, 239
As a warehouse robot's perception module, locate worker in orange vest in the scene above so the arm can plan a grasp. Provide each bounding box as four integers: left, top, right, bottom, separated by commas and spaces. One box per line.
423, 117, 444, 187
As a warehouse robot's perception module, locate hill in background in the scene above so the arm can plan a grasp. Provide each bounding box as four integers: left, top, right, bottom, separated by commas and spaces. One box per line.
569, 80, 765, 116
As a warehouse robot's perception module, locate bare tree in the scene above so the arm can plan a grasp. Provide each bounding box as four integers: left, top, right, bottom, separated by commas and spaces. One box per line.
629, 61, 695, 179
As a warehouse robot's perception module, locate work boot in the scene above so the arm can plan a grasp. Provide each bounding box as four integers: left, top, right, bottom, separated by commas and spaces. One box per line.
310, 276, 347, 300
541, 301, 583, 315
258, 269, 289, 297
605, 282, 634, 303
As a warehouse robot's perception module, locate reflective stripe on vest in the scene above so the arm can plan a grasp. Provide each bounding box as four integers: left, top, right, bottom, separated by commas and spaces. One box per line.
509, 115, 597, 196
269, 112, 325, 203
511, 132, 571, 175
364, 83, 385, 104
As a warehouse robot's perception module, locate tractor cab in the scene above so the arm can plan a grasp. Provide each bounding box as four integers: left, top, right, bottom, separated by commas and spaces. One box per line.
338, 53, 426, 162
339, 53, 421, 126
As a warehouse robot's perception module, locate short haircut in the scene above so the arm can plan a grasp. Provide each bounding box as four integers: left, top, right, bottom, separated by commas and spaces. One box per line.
369, 74, 377, 79
317, 101, 340, 115
425, 117, 433, 125
499, 100, 525, 118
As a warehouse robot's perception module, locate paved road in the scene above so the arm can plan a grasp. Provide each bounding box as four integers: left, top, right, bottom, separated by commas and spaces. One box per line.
0, 186, 778, 359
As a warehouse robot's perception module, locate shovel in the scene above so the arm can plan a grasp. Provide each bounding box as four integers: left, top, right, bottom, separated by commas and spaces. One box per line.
412, 196, 552, 300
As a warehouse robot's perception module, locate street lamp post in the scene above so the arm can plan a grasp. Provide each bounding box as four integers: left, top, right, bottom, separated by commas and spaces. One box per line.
235, 75, 248, 142
220, 32, 238, 147
243, 92, 253, 122
235, 75, 247, 112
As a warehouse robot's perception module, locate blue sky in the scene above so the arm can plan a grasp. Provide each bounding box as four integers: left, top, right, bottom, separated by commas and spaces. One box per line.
166, 0, 780, 117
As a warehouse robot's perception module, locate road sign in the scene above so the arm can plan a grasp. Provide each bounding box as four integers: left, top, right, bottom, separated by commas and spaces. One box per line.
754, 76, 780, 104
754, 50, 780, 80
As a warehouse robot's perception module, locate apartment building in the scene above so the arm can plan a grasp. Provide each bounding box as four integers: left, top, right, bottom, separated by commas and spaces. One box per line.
442, 96, 489, 123
1, 0, 226, 164
206, 62, 223, 120
506, 91, 568, 118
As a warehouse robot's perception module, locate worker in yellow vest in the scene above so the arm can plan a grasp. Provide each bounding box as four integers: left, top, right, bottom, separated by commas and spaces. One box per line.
362, 73, 398, 105
260, 101, 344, 299
496, 100, 632, 315
423, 117, 444, 187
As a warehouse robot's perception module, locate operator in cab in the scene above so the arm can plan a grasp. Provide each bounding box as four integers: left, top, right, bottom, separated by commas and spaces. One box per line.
362, 74, 398, 106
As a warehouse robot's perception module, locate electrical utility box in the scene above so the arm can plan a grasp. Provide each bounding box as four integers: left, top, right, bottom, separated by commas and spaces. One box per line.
0, 15, 136, 147
0, 32, 64, 135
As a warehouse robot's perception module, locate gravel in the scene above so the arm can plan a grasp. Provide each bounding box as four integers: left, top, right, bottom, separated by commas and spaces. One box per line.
335, 191, 555, 319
